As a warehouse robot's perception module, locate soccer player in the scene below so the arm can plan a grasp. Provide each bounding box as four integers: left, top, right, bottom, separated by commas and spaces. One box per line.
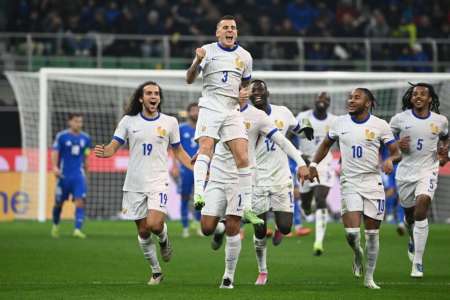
200, 82, 310, 289
249, 80, 314, 284
51, 113, 91, 239
389, 83, 448, 278
310, 88, 401, 289
94, 81, 192, 285
186, 15, 261, 224
178, 102, 201, 238
296, 92, 337, 256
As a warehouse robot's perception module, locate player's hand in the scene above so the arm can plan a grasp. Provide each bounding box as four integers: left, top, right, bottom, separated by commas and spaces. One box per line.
94, 144, 106, 158
170, 165, 180, 180
398, 136, 410, 153
297, 166, 310, 185
309, 166, 320, 183
52, 166, 61, 178
382, 158, 394, 174
299, 118, 314, 141
195, 48, 206, 62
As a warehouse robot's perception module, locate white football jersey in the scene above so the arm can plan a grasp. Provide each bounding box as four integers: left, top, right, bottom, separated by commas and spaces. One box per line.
297, 109, 337, 163
198, 42, 252, 110
113, 112, 181, 192
209, 104, 277, 184
254, 104, 301, 187
328, 114, 395, 199
390, 109, 448, 182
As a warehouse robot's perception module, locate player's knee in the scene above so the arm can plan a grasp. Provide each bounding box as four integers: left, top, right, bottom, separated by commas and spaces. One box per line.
234, 154, 249, 169
200, 218, 215, 236
148, 221, 164, 235
414, 209, 427, 221
254, 224, 266, 239
225, 216, 241, 236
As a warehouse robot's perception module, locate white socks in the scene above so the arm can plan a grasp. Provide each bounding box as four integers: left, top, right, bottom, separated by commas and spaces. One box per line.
157, 223, 168, 244
345, 227, 361, 253
138, 235, 161, 274
413, 219, 429, 264
253, 236, 267, 273
315, 209, 328, 245
364, 229, 380, 281
224, 234, 242, 281
238, 167, 253, 211
193, 154, 210, 196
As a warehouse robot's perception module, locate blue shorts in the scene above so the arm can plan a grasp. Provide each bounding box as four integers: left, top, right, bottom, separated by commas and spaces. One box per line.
55, 175, 87, 204
290, 164, 299, 188
178, 167, 194, 197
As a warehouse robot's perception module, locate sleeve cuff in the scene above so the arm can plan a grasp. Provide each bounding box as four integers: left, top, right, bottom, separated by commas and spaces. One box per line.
292, 123, 301, 133
266, 128, 278, 139
113, 136, 125, 145
439, 133, 449, 141
171, 142, 181, 148
385, 139, 396, 146
242, 75, 251, 81
327, 133, 336, 141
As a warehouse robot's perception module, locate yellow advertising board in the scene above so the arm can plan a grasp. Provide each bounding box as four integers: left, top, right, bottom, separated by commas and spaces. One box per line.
0, 172, 74, 221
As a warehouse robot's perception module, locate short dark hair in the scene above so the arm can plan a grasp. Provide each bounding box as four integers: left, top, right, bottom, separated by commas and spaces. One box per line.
355, 88, 376, 111
217, 15, 236, 27
186, 102, 198, 111
68, 113, 82, 120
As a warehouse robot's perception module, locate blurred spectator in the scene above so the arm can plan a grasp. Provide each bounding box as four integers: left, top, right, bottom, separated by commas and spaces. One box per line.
364, 10, 390, 38
410, 43, 432, 72
286, 0, 319, 34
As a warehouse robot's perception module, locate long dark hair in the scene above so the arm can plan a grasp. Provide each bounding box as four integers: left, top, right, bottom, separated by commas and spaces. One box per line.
124, 81, 164, 116
401, 82, 440, 113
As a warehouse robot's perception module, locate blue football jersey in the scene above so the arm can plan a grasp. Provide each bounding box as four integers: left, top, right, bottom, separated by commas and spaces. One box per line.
53, 130, 91, 178
179, 122, 198, 157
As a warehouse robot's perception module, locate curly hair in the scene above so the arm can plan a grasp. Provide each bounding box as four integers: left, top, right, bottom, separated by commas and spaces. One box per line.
124, 81, 163, 116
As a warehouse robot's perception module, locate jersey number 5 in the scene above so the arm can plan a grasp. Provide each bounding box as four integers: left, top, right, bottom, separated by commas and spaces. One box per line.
142, 143, 153, 156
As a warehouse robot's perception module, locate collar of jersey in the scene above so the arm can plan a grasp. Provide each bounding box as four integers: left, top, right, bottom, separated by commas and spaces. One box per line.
140, 112, 160, 121
240, 103, 249, 112
411, 109, 430, 120
313, 110, 327, 121
350, 113, 370, 124
217, 42, 239, 52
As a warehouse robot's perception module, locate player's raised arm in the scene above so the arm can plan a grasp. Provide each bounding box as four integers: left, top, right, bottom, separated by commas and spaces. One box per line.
186, 47, 205, 84
94, 139, 121, 158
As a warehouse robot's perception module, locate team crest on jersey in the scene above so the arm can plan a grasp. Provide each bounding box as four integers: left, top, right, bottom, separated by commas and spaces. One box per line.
156, 126, 167, 138
430, 123, 440, 135
122, 208, 128, 214
234, 57, 244, 70
365, 129, 375, 140
244, 121, 251, 130
274, 120, 284, 129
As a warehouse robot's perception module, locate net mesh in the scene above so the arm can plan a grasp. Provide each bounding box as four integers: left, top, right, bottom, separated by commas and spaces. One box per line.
5, 69, 450, 221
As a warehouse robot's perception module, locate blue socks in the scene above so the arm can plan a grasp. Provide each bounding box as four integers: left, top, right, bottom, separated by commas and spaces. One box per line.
181, 199, 189, 228
52, 205, 62, 225
75, 207, 85, 230
293, 200, 302, 226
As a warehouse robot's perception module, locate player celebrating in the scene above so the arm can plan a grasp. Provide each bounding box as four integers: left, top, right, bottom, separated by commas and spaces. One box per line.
200, 81, 310, 289
94, 81, 192, 285
177, 102, 201, 238
186, 15, 261, 224
296, 92, 337, 256
248, 80, 314, 284
310, 88, 401, 289
51, 113, 91, 239
389, 83, 448, 278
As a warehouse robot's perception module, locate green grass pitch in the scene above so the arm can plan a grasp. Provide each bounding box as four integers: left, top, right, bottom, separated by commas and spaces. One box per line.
1, 221, 449, 299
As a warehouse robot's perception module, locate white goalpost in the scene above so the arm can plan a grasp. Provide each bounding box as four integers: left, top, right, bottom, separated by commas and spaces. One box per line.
5, 68, 450, 222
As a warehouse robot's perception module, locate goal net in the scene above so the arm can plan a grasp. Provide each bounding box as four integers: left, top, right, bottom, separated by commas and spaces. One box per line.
5, 69, 450, 222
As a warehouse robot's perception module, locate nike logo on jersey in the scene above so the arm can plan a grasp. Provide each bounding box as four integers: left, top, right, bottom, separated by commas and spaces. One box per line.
405, 125, 412, 129
341, 131, 349, 135
132, 129, 141, 133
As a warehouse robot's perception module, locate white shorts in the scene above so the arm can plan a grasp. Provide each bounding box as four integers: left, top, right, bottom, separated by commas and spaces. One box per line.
397, 171, 438, 208
122, 188, 169, 220
341, 192, 385, 221
252, 184, 294, 215
202, 181, 243, 217
194, 105, 247, 142
300, 161, 335, 193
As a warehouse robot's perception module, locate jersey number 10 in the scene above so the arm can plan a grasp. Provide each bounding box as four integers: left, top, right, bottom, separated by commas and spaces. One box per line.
351, 145, 363, 158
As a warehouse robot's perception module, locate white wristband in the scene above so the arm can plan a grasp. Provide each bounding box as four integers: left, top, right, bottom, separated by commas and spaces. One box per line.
309, 162, 318, 168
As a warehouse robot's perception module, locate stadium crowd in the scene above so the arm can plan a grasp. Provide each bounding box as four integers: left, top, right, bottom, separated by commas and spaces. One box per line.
1, 0, 449, 70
